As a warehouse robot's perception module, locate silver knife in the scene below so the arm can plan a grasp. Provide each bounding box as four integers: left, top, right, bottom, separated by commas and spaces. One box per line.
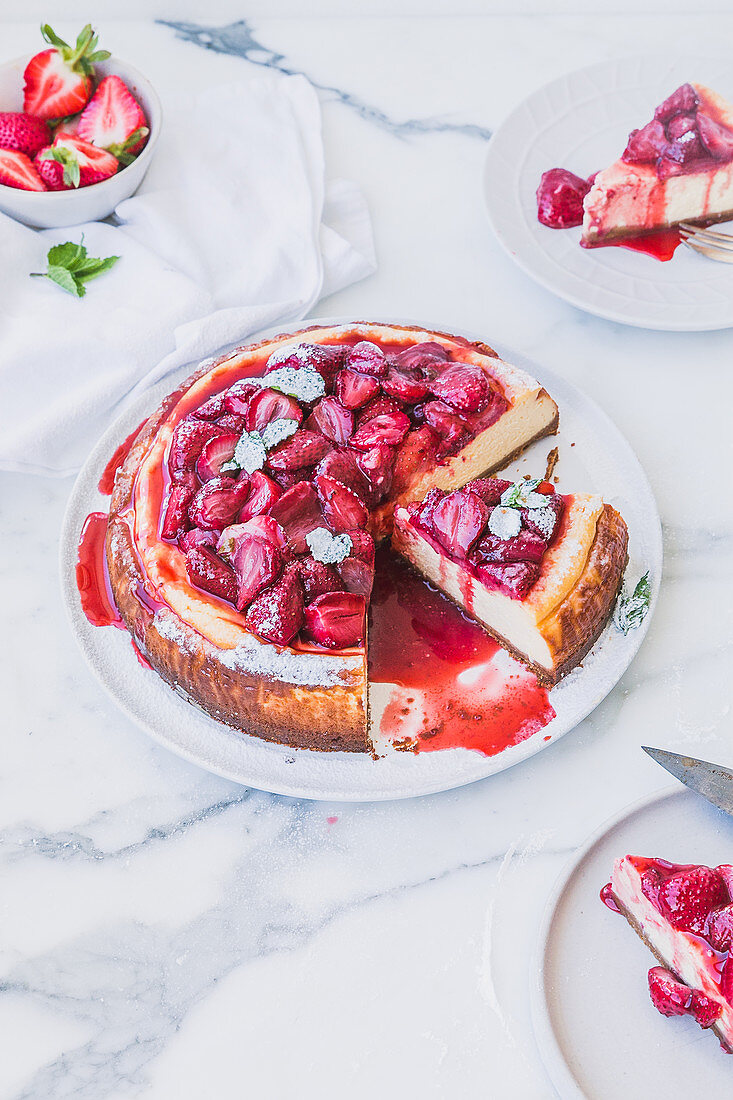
642, 746, 733, 817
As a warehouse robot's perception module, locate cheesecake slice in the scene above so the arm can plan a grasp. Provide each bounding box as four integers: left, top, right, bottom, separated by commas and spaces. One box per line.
391, 476, 628, 684
605, 855, 733, 1053
583, 83, 733, 246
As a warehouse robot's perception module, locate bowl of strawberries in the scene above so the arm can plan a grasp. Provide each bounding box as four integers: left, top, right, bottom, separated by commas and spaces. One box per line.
0, 23, 161, 228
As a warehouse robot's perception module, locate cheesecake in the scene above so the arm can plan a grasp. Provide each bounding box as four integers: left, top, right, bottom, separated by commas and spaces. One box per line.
392, 476, 628, 684
105, 322, 559, 752
583, 83, 733, 246
605, 855, 733, 1052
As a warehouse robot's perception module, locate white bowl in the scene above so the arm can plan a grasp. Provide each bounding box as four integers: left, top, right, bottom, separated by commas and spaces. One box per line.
0, 54, 161, 228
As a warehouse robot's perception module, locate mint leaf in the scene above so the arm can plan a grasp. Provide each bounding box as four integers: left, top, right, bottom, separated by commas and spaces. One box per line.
47, 240, 88, 270
614, 571, 651, 635
47, 265, 84, 297
500, 479, 546, 510
75, 255, 120, 282
30, 239, 120, 298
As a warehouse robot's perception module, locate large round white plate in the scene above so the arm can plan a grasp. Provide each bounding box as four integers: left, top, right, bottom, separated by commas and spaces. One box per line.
484, 56, 733, 331
532, 787, 733, 1097
60, 319, 662, 801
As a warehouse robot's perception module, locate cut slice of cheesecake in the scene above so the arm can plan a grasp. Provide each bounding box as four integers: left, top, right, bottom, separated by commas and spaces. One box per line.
391, 476, 628, 684
605, 855, 733, 1053
583, 83, 733, 246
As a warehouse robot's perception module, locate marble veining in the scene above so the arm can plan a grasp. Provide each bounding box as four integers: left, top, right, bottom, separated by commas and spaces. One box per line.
159, 18, 493, 141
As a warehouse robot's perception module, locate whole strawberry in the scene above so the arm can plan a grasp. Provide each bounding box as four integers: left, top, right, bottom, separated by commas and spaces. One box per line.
24, 24, 110, 120
35, 135, 118, 190
0, 112, 51, 158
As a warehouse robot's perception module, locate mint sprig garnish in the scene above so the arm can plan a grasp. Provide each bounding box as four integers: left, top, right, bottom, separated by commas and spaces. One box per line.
614, 571, 651, 635
31, 239, 120, 298
499, 478, 547, 510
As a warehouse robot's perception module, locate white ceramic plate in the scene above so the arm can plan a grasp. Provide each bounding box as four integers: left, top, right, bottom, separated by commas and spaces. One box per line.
60, 319, 662, 801
484, 55, 733, 330
532, 787, 733, 1098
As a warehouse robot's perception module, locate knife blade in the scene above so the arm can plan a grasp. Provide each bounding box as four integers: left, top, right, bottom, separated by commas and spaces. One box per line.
642, 746, 733, 817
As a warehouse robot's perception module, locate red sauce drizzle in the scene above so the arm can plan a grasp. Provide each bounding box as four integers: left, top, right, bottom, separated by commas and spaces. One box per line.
587, 227, 682, 262
369, 550, 555, 757
76, 512, 124, 629
600, 882, 621, 912
97, 419, 147, 495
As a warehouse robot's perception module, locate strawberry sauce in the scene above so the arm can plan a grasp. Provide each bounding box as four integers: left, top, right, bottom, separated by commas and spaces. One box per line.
588, 228, 682, 262
76, 512, 123, 629
369, 550, 555, 757
97, 419, 146, 495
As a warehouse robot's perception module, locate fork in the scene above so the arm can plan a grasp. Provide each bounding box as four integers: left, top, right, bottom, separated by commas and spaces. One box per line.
679, 221, 733, 262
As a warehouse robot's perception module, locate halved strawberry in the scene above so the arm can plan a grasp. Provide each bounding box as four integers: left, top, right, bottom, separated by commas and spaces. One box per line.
391, 426, 440, 496
238, 470, 281, 522
647, 967, 691, 1018
423, 400, 468, 455
476, 560, 540, 599
246, 389, 303, 432
391, 341, 449, 375
690, 991, 722, 1028
355, 444, 395, 503
216, 413, 246, 433
169, 419, 226, 480
431, 490, 489, 559
195, 432, 239, 482
335, 369, 379, 410
707, 904, 733, 953
188, 476, 251, 530
245, 569, 304, 646
0, 113, 51, 158
308, 396, 354, 445
356, 395, 403, 427
429, 365, 491, 414
346, 340, 387, 377
77, 74, 148, 163
315, 449, 371, 503
0, 149, 46, 191
721, 956, 733, 1006
336, 557, 374, 599
657, 866, 729, 935
466, 478, 512, 506
381, 368, 429, 404
194, 392, 229, 421
35, 135, 118, 190
267, 430, 331, 471
303, 592, 366, 649
266, 342, 344, 385
654, 83, 699, 123
343, 529, 375, 566
24, 24, 108, 120
235, 515, 288, 551
350, 411, 411, 451
161, 473, 197, 540
297, 558, 344, 601
697, 113, 733, 161
185, 546, 238, 605
230, 535, 283, 611
315, 474, 369, 533
222, 380, 257, 416
269, 482, 324, 554
179, 528, 219, 553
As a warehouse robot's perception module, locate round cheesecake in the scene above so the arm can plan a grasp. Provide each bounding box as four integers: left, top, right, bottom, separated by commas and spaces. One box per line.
106, 321, 563, 752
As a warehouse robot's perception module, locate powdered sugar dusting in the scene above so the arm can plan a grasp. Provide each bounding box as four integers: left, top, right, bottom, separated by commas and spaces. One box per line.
153, 609, 357, 687
257, 365, 325, 403
306, 527, 353, 564
488, 506, 522, 540
531, 506, 557, 540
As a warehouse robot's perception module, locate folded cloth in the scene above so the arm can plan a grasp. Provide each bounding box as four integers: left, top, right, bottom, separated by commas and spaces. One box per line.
0, 73, 376, 476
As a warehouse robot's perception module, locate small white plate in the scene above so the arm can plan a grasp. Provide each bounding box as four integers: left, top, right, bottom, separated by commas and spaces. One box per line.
532, 787, 733, 1098
484, 55, 733, 331
60, 319, 662, 801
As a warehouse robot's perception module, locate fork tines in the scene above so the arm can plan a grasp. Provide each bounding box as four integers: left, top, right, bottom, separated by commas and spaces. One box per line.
679, 221, 733, 262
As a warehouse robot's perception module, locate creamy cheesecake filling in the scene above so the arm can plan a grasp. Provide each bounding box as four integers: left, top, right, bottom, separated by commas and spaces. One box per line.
611, 857, 733, 1045
125, 324, 558, 658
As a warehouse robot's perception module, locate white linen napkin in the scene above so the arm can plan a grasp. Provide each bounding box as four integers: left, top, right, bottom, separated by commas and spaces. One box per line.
0, 73, 376, 476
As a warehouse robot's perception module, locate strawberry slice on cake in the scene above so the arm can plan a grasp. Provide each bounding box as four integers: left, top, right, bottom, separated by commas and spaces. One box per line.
392, 477, 628, 685
604, 856, 733, 1052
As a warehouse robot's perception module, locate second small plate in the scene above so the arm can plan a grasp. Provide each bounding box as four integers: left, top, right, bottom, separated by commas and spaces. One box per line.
484, 55, 733, 331
532, 787, 733, 1098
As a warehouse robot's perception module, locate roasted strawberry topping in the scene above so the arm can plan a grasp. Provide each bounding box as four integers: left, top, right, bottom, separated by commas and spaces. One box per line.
407, 477, 564, 600
158, 337, 509, 649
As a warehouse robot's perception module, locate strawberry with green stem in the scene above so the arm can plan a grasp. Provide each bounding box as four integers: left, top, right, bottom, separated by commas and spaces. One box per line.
77, 75, 149, 164
23, 24, 110, 120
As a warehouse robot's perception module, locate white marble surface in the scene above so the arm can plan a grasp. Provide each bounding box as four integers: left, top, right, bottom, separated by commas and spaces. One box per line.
2, 14, 733, 1099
